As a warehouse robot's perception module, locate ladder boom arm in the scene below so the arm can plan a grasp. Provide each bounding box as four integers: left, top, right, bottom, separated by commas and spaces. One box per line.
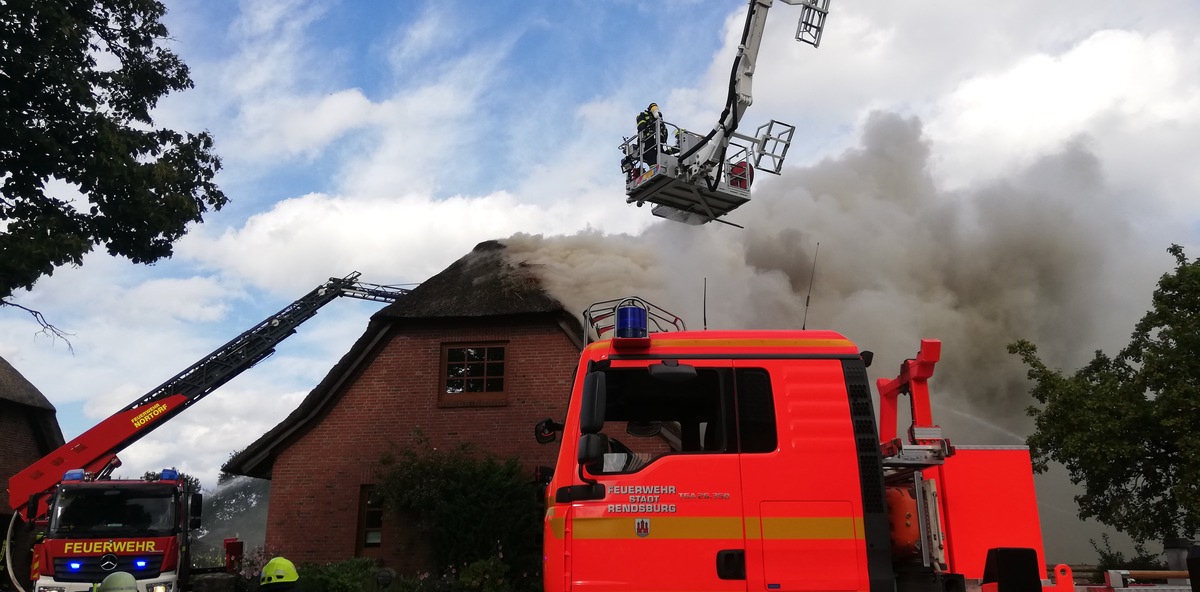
7, 272, 410, 515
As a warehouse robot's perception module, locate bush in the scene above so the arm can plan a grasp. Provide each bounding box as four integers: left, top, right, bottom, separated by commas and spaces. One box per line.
377, 439, 541, 592
1092, 534, 1167, 572
298, 557, 378, 592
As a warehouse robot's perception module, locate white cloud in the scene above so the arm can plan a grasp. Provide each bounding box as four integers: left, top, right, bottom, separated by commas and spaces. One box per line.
927, 29, 1200, 188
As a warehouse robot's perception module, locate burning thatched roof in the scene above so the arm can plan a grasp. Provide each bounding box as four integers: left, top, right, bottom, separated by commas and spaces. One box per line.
376, 240, 563, 319
224, 240, 579, 479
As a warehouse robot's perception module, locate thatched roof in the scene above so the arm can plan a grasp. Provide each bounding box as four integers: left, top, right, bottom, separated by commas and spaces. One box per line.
0, 355, 56, 411
377, 239, 563, 319
224, 240, 579, 479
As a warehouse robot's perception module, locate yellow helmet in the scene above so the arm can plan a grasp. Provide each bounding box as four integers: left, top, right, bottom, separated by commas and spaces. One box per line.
260, 556, 299, 585
96, 571, 137, 592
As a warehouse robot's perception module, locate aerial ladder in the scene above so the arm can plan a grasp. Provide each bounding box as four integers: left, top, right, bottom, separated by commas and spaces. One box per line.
622, 0, 830, 226
6, 272, 409, 521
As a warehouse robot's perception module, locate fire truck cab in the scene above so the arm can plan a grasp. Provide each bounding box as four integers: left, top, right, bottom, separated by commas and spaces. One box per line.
31, 469, 199, 592
541, 301, 1049, 592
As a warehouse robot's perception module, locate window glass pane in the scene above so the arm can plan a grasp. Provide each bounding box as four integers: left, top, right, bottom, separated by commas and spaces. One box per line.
443, 345, 506, 398
364, 531, 382, 547
591, 367, 727, 474
367, 492, 383, 507
736, 369, 777, 453
366, 512, 382, 529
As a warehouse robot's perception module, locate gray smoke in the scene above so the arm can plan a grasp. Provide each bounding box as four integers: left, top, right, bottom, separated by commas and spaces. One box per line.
504, 111, 1167, 560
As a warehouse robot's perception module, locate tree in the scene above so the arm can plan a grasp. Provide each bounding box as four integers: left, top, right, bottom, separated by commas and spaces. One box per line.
1, 0, 227, 304
1009, 244, 1200, 543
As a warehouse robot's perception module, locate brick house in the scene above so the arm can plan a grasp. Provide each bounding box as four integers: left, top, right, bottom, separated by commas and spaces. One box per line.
1, 355, 66, 585
224, 240, 583, 570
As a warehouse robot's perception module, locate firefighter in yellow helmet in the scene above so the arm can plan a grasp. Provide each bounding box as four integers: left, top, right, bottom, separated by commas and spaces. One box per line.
636, 102, 669, 166
260, 556, 300, 591
93, 571, 137, 592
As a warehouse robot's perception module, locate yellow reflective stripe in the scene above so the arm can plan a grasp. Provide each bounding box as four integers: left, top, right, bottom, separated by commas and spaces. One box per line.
548, 517, 565, 539
569, 516, 864, 540
759, 516, 863, 540
573, 517, 744, 540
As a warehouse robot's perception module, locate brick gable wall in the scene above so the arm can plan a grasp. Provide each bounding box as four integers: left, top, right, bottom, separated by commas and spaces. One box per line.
1, 401, 48, 513
264, 317, 578, 571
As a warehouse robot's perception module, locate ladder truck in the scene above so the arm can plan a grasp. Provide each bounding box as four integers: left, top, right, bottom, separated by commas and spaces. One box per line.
623, 0, 830, 226
4, 273, 409, 592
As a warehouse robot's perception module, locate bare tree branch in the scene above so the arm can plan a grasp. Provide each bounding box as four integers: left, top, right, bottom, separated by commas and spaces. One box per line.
1, 301, 75, 353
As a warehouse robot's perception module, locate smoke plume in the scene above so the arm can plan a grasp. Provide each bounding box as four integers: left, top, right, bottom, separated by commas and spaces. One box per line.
504, 112, 1168, 559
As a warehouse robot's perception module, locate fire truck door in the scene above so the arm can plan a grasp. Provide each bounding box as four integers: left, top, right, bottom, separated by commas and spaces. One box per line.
567, 364, 746, 592
735, 360, 864, 592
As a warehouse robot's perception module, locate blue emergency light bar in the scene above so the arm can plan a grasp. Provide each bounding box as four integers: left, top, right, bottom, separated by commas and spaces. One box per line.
63, 469, 86, 481
68, 562, 82, 571
135, 559, 148, 569
615, 305, 648, 338
159, 468, 178, 481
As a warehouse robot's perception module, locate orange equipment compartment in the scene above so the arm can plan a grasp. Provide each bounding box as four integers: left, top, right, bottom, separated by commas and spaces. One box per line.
885, 486, 921, 560
934, 446, 1046, 580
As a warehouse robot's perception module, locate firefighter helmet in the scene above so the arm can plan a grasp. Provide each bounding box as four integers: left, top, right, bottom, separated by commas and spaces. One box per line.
260, 556, 300, 587
97, 571, 138, 592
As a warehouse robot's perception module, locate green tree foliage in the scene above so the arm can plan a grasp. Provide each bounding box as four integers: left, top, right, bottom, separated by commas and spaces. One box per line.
377, 440, 541, 591
0, 0, 227, 302
1009, 244, 1200, 543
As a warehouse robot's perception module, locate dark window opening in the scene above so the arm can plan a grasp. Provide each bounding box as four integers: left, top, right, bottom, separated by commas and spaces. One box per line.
736, 368, 778, 453
358, 486, 383, 551
589, 365, 778, 473
440, 343, 508, 406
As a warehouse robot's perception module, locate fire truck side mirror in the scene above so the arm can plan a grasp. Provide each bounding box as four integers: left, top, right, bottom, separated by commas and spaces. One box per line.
189, 492, 203, 529
534, 418, 561, 444
579, 372, 607, 434
577, 433, 609, 465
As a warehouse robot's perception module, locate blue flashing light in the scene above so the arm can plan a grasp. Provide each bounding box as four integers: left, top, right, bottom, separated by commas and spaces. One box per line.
159, 468, 179, 481
135, 559, 148, 569
63, 469, 86, 481
68, 562, 82, 570
615, 306, 648, 338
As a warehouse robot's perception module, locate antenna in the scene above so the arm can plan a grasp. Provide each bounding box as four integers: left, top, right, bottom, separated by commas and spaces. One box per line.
703, 277, 708, 330
802, 242, 820, 330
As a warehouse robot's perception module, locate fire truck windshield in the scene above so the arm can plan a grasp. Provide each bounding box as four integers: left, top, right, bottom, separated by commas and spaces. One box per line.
49, 485, 177, 538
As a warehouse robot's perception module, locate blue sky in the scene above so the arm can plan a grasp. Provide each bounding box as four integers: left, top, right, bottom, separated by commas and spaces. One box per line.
6, 0, 1200, 560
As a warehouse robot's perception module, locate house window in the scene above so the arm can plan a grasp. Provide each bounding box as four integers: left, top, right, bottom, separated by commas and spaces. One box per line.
440, 343, 507, 406
358, 486, 384, 552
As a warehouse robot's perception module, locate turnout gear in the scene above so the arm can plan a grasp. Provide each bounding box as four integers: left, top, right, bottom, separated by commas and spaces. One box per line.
636, 103, 668, 166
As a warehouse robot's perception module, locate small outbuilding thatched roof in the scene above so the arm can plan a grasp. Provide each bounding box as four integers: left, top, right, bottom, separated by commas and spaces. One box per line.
224, 240, 580, 479
0, 356, 57, 411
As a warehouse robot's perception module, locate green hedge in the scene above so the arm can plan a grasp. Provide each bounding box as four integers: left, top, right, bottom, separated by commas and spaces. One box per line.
377, 441, 541, 592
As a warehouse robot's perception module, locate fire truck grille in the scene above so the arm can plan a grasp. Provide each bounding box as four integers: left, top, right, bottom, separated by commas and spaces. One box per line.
52, 556, 165, 582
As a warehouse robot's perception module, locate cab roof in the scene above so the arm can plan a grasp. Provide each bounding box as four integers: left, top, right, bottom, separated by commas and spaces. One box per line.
584, 329, 861, 359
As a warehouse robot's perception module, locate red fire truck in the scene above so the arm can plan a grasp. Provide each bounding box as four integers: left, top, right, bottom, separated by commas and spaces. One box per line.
537, 298, 1078, 592
4, 273, 408, 592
